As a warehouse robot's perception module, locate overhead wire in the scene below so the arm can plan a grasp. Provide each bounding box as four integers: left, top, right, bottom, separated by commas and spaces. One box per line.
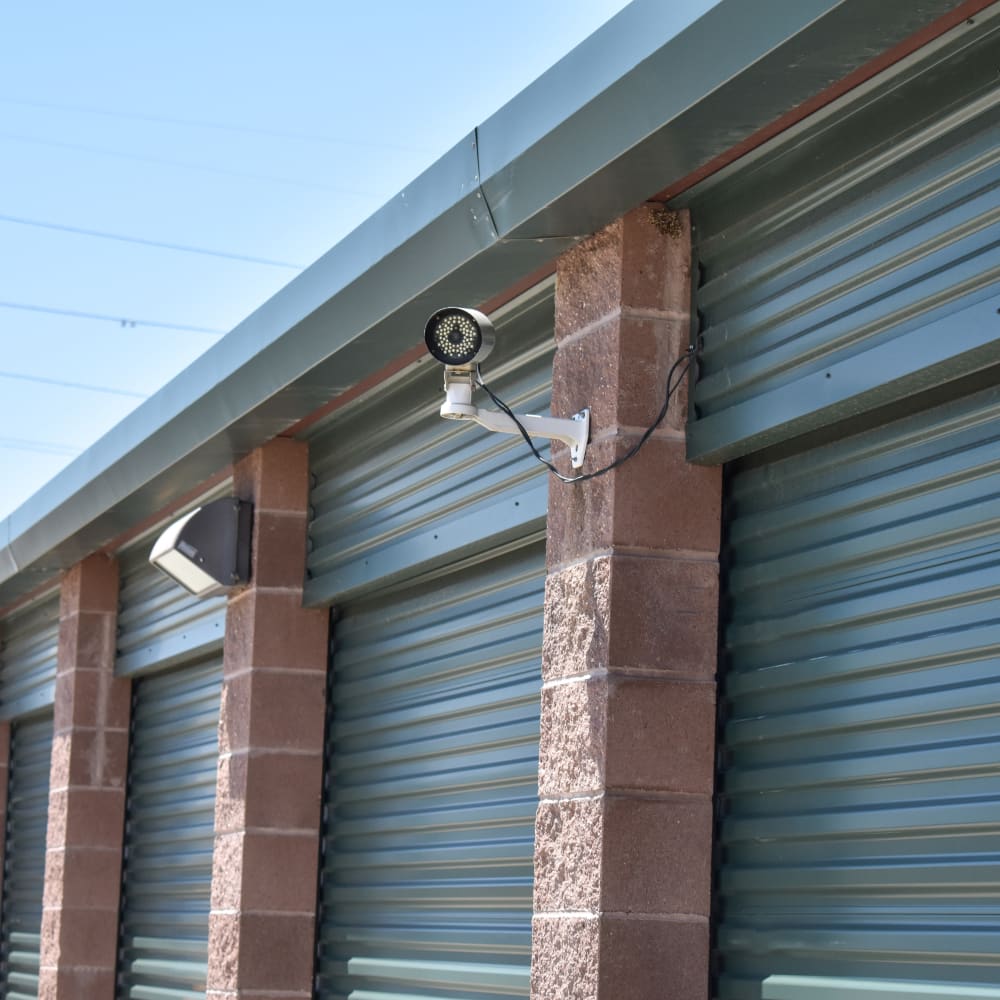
0, 301, 225, 335
0, 213, 303, 269
0, 95, 434, 154
0, 370, 147, 399
0, 92, 398, 470
0, 436, 80, 457
0, 93, 395, 475
0, 131, 378, 195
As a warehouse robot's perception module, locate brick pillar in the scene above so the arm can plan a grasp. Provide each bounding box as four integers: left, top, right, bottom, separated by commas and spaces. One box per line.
207, 438, 329, 999
40, 553, 129, 999
532, 206, 722, 1000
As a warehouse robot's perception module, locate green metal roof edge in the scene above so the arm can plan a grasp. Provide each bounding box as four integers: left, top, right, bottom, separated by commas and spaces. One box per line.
0, 0, 964, 607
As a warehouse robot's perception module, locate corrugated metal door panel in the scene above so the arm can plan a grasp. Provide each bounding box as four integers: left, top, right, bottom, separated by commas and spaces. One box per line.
678, 10, 1000, 463
304, 280, 553, 606
0, 714, 53, 1000
0, 598, 59, 719
315, 540, 545, 1000
117, 657, 222, 999
715, 384, 1000, 1000
115, 545, 227, 677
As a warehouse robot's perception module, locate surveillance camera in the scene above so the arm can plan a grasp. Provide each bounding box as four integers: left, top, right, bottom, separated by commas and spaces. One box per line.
424, 307, 495, 367
424, 303, 591, 467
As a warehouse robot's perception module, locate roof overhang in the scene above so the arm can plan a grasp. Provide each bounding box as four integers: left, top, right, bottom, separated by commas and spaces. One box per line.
0, 0, 979, 608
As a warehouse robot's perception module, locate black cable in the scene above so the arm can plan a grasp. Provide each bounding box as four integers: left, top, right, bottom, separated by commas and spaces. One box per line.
476, 345, 694, 484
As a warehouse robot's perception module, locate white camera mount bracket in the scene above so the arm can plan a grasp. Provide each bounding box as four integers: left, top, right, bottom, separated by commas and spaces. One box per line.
439, 367, 590, 469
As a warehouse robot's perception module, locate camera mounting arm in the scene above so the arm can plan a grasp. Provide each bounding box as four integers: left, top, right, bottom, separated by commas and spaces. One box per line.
439, 366, 590, 469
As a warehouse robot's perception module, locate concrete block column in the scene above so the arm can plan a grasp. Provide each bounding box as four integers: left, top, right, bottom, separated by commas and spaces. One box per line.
40, 553, 129, 999
207, 438, 329, 999
532, 206, 722, 1000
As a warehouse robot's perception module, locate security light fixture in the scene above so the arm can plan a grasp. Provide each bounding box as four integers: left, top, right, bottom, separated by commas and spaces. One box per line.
149, 498, 253, 598
424, 307, 591, 468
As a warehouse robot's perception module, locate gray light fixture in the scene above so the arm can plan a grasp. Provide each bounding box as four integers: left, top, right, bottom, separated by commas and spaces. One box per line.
149, 498, 253, 598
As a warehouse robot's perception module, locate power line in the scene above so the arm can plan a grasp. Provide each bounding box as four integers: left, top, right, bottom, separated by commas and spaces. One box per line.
0, 369, 147, 399
0, 301, 225, 335
0, 212, 304, 269
0, 131, 378, 196
0, 436, 80, 457
0, 95, 434, 154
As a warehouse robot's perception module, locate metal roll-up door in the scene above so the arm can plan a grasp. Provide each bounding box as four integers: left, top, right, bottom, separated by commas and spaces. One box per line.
0, 714, 53, 1000
117, 657, 222, 999
0, 598, 59, 719
677, 9, 1000, 464
715, 383, 1000, 999
309, 278, 552, 997
305, 279, 554, 605
316, 540, 545, 999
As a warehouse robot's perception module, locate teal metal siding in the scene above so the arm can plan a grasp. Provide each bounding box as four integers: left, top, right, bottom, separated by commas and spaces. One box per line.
304, 280, 554, 606
0, 714, 53, 1000
316, 540, 545, 999
0, 599, 59, 720
715, 384, 1000, 999
678, 9, 1000, 463
117, 657, 222, 999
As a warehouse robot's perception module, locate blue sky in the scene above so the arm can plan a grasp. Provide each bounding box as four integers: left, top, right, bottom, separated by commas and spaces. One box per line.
0, 0, 714, 521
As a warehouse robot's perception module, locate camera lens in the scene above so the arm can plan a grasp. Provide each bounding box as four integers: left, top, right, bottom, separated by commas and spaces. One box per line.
424, 308, 494, 366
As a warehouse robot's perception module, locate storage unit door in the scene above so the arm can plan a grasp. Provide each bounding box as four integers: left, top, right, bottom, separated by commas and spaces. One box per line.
715, 384, 1000, 998
0, 714, 53, 1000
117, 657, 222, 998
677, 10, 1000, 465
315, 540, 546, 1000
0, 597, 59, 719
